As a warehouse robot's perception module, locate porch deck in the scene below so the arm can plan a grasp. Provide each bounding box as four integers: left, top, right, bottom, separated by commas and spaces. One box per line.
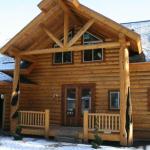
18, 110, 120, 142
21, 125, 120, 142
21, 125, 82, 138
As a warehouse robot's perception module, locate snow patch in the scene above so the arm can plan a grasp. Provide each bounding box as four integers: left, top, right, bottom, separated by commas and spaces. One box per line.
0, 136, 149, 150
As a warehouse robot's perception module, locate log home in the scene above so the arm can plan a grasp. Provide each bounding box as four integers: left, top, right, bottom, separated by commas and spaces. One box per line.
0, 0, 150, 146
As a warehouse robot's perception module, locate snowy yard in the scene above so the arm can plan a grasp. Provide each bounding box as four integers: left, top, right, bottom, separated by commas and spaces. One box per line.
0, 136, 149, 150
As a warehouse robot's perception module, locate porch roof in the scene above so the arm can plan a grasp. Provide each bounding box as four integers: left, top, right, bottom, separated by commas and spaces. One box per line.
0, 72, 12, 83
0, 0, 142, 56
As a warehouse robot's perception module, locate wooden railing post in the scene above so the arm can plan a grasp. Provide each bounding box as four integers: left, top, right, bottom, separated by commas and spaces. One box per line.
83, 111, 88, 143
45, 109, 50, 139
119, 33, 133, 146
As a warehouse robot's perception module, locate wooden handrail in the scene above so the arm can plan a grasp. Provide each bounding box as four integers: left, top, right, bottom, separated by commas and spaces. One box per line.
83, 111, 120, 142
18, 109, 50, 138
88, 113, 120, 132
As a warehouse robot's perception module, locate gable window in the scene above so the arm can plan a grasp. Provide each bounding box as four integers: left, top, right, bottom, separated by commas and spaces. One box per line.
83, 32, 103, 62
53, 31, 73, 64
109, 91, 120, 110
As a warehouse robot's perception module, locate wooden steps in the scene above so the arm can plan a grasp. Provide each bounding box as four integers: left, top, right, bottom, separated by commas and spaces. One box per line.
53, 126, 82, 143
21, 126, 83, 139
55, 136, 82, 143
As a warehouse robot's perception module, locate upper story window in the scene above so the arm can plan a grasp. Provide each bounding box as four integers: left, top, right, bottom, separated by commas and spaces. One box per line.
109, 90, 120, 110
83, 32, 104, 62
53, 31, 73, 64
54, 51, 72, 64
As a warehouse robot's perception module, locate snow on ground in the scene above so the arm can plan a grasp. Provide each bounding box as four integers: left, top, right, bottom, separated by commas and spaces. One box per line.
0, 136, 150, 150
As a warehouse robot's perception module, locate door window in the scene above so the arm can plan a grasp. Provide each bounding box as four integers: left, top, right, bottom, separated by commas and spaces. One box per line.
66, 88, 76, 116
81, 88, 91, 115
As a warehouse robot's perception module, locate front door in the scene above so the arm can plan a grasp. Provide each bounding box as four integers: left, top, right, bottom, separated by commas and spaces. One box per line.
62, 84, 95, 126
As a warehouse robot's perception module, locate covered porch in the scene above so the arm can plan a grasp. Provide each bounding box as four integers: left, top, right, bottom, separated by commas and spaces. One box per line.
17, 110, 120, 142
2, 0, 137, 146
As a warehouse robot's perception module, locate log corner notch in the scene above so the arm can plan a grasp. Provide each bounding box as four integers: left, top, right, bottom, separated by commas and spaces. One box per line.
119, 33, 133, 146
10, 57, 21, 133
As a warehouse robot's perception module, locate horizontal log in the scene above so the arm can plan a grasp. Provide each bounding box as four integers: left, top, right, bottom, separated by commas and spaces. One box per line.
20, 42, 130, 55
130, 62, 150, 71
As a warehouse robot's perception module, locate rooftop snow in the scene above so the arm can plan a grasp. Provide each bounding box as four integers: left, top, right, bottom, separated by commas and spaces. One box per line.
0, 72, 12, 82
122, 20, 150, 61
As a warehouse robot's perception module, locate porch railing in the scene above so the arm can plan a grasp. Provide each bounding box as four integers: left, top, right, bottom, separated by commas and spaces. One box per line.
83, 111, 120, 142
18, 109, 50, 138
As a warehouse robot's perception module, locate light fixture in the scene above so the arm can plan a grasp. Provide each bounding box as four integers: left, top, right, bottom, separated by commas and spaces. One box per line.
1, 94, 4, 99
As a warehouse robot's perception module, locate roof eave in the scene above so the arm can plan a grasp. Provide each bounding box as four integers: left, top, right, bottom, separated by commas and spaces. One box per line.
0, 0, 142, 55
68, 1, 142, 53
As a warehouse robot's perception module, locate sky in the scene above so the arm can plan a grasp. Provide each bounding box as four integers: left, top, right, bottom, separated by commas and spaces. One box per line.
0, 0, 150, 48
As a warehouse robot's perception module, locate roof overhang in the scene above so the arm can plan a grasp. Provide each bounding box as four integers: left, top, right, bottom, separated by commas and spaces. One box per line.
0, 0, 142, 55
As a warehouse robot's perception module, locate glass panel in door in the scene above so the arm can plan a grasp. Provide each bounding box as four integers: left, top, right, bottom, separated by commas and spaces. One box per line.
81, 88, 92, 115
65, 87, 78, 126
66, 88, 76, 116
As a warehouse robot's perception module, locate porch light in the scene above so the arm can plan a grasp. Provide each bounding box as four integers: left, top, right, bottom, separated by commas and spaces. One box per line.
1, 94, 4, 99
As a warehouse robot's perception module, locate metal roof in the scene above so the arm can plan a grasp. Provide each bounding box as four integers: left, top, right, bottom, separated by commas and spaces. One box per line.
122, 20, 150, 61
0, 72, 12, 82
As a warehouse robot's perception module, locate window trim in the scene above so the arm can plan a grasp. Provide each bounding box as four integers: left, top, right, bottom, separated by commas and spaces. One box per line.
109, 90, 120, 110
53, 51, 73, 65
82, 49, 104, 63
83, 32, 103, 44
82, 32, 104, 62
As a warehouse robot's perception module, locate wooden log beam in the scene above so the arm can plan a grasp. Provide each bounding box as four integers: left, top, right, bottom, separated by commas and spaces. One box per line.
45, 109, 50, 139
68, 19, 95, 47
10, 57, 21, 133
58, 0, 79, 23
69, 0, 80, 8
119, 33, 132, 146
70, 2, 141, 53
0, 5, 61, 54
83, 111, 89, 142
41, 24, 63, 48
20, 41, 130, 56
8, 46, 36, 62
64, 13, 69, 48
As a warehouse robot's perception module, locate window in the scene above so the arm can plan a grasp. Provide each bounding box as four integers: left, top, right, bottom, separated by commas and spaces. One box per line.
83, 32, 103, 62
109, 91, 120, 110
53, 51, 72, 64
53, 31, 73, 64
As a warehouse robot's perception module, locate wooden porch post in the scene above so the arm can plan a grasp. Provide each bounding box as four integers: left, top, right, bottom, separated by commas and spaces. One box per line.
10, 57, 21, 133
119, 34, 133, 146
45, 109, 50, 139
83, 111, 88, 143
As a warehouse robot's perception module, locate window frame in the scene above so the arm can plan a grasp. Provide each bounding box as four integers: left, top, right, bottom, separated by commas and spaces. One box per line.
82, 32, 104, 63
53, 30, 73, 65
109, 90, 120, 110
83, 49, 104, 63
53, 51, 73, 65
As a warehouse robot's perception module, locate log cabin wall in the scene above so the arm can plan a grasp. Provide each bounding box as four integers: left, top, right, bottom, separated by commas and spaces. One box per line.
0, 84, 37, 130
22, 26, 121, 125
130, 63, 150, 140
0, 85, 11, 130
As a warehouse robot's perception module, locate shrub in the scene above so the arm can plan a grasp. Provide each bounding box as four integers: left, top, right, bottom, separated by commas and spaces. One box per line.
15, 126, 22, 135
91, 117, 103, 149
91, 134, 103, 149
13, 126, 23, 141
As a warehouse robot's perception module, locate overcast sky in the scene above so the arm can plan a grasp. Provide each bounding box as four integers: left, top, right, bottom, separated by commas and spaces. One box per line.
0, 0, 150, 47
